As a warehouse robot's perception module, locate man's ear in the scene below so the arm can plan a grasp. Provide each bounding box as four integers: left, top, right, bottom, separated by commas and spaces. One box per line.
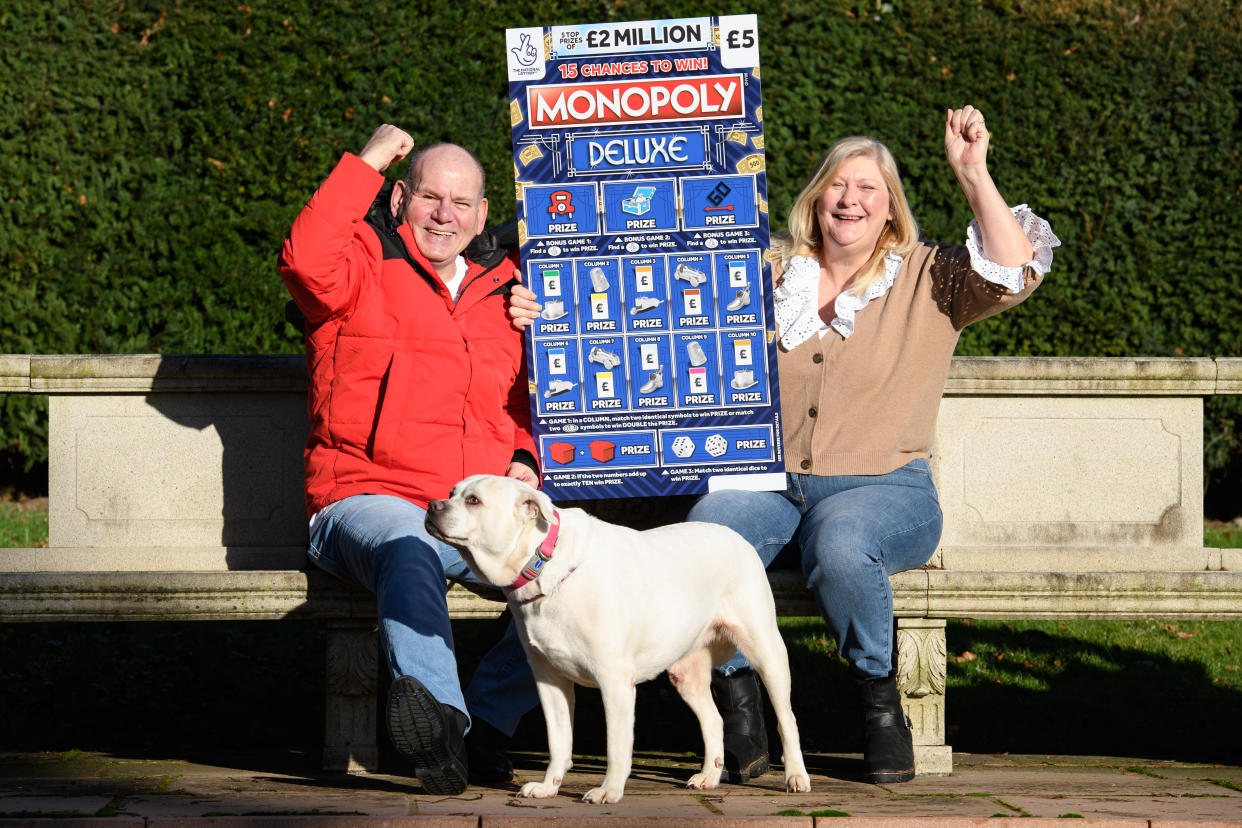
390, 180, 407, 220
476, 197, 489, 235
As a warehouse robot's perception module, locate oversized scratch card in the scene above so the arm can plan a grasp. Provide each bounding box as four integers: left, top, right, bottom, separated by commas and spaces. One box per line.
507, 16, 783, 499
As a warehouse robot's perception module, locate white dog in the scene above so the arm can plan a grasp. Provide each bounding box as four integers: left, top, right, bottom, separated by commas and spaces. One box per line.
425, 474, 811, 804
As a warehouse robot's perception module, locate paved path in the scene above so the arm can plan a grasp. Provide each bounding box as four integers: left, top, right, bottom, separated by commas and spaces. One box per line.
2, 750, 1240, 825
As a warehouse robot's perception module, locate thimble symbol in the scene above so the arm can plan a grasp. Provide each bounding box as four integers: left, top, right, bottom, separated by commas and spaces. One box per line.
589, 267, 609, 293
686, 341, 708, 367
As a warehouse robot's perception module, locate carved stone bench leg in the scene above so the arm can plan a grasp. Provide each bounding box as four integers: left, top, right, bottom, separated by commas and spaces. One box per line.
323, 620, 379, 773
897, 617, 952, 775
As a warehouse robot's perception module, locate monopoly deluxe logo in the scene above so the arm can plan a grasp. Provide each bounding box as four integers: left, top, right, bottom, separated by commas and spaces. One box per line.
528, 74, 744, 129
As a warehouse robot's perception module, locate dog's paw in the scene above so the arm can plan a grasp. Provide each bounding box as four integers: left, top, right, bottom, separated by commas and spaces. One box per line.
520, 781, 560, 798
582, 786, 623, 804
785, 772, 812, 793
685, 769, 722, 790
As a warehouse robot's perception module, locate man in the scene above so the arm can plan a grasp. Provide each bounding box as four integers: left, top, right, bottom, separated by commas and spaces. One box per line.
280, 124, 539, 794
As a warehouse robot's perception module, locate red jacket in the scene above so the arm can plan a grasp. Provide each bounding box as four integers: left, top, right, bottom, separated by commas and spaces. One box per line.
279, 152, 536, 516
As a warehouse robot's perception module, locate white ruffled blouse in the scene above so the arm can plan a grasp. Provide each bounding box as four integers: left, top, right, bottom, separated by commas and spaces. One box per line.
773, 204, 1061, 351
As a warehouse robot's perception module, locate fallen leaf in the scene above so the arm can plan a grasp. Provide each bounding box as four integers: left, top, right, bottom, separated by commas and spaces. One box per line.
954, 651, 977, 663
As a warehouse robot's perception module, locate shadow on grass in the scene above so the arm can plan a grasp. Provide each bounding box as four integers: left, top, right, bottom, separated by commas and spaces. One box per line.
940, 618, 1242, 764
2, 613, 1239, 777
0, 620, 327, 776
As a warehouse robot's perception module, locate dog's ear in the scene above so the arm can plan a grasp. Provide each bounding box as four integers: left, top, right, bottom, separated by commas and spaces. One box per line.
518, 487, 557, 528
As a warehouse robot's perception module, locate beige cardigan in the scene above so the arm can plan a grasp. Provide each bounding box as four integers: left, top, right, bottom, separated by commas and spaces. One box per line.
776, 241, 1041, 476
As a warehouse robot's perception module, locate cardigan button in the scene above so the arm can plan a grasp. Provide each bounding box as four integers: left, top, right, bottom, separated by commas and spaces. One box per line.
800, 459, 811, 470
808, 407, 817, 418
812, 353, 823, 364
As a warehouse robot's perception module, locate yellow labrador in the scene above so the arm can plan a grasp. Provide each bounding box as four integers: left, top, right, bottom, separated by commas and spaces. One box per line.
426, 474, 811, 804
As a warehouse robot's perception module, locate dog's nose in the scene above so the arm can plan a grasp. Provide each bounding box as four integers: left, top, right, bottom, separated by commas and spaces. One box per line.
428, 499, 446, 512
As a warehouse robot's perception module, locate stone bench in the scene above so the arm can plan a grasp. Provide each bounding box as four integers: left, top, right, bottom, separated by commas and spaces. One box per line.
1, 354, 1239, 776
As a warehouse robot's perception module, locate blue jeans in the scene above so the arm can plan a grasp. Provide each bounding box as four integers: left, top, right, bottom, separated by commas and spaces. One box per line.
308, 494, 538, 735
687, 460, 943, 679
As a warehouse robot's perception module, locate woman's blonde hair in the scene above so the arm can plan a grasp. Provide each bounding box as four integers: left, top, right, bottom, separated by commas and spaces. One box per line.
774, 136, 920, 296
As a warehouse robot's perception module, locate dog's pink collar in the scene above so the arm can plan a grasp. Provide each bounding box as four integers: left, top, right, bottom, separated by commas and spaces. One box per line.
507, 510, 559, 591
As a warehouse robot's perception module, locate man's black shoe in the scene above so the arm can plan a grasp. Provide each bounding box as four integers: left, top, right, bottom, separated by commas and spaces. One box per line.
465, 718, 516, 785
387, 675, 469, 795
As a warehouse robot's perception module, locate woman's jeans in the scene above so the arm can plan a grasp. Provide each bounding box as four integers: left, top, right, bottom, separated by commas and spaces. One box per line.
308, 494, 538, 735
687, 459, 943, 680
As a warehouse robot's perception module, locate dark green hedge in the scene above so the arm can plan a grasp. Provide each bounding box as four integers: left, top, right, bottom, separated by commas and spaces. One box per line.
2, 1, 1239, 508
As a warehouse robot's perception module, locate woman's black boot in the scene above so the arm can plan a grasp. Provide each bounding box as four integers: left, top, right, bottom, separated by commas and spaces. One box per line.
710, 668, 770, 783
855, 675, 915, 783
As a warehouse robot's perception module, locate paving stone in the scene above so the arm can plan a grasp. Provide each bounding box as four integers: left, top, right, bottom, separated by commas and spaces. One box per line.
0, 793, 116, 817
1151, 767, 1242, 787
4, 752, 1242, 823
479, 817, 811, 826
0, 819, 142, 828
888, 766, 1208, 797
1007, 794, 1242, 822
120, 791, 411, 819
144, 819, 474, 827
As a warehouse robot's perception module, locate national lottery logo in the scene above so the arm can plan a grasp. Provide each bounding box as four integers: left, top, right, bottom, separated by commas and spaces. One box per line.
506, 27, 546, 80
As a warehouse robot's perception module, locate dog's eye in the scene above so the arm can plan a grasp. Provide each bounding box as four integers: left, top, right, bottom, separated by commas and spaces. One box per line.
465, 494, 481, 506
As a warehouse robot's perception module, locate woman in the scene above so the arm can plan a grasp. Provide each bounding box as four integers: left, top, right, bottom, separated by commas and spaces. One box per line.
509, 106, 1059, 783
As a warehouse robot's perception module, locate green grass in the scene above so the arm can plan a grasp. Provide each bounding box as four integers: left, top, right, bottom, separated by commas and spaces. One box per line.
0, 499, 48, 547
1205, 523, 1242, 548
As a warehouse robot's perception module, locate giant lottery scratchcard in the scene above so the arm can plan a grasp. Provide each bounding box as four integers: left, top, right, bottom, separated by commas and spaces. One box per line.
506, 15, 783, 500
